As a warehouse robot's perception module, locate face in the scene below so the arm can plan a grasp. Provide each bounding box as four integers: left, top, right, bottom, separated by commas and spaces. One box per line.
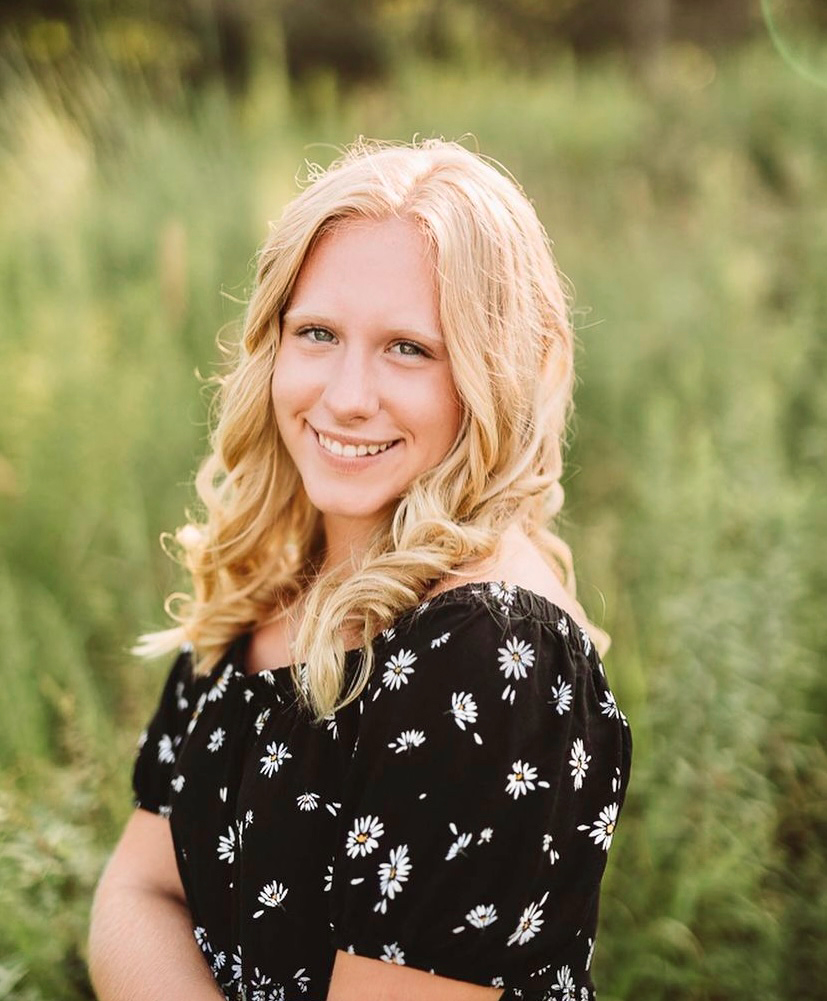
272, 215, 462, 555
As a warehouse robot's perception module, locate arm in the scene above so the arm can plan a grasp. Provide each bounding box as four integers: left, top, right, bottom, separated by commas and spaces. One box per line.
327, 950, 504, 1001
88, 809, 225, 1001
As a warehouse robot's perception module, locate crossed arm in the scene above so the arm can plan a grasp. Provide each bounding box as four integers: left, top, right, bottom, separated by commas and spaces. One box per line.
88, 810, 503, 1001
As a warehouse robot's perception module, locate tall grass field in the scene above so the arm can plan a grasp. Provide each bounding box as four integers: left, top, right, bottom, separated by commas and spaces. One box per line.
1, 37, 825, 1001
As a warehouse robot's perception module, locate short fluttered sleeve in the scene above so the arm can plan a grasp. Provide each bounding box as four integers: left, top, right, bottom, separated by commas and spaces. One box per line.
131, 648, 195, 816
329, 588, 631, 996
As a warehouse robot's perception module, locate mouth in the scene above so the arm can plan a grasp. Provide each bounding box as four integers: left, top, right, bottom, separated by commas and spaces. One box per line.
313, 428, 402, 459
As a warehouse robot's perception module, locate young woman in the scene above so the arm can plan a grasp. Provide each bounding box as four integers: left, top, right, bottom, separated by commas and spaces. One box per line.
88, 139, 632, 1001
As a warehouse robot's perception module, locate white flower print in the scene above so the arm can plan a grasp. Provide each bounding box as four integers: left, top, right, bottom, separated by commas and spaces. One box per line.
249, 968, 286, 1001
193, 925, 209, 952
230, 946, 242, 982
186, 691, 207, 734
581, 988, 590, 1001
382, 649, 417, 690
506, 760, 538, 799
136, 729, 147, 750
244, 809, 254, 827
297, 792, 320, 811
381, 626, 396, 642
375, 844, 412, 913
578, 802, 619, 851
557, 616, 570, 639
491, 976, 505, 987
207, 663, 233, 701
579, 627, 593, 656
207, 727, 226, 752
253, 880, 289, 917
551, 964, 576, 1000
158, 804, 171, 818
507, 897, 546, 946
543, 833, 560, 865
477, 827, 493, 845
569, 738, 591, 790
346, 815, 385, 857
259, 742, 292, 777
498, 637, 536, 680
489, 581, 517, 607
450, 691, 478, 730
380, 942, 406, 965
600, 690, 628, 724
211, 951, 226, 973
388, 729, 426, 753
217, 825, 236, 864
171, 773, 185, 794
157, 734, 176, 764
175, 680, 188, 711
324, 861, 334, 893
431, 632, 451, 648
445, 822, 473, 860
550, 675, 573, 715
254, 708, 271, 735
324, 713, 338, 740
586, 936, 595, 971
466, 904, 498, 928
325, 800, 342, 817
294, 968, 310, 993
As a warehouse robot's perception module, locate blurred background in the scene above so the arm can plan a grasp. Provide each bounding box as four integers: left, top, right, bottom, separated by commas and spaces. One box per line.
1, 1, 826, 998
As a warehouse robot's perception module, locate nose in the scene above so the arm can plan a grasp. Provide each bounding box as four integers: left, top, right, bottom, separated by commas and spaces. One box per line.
321, 345, 381, 423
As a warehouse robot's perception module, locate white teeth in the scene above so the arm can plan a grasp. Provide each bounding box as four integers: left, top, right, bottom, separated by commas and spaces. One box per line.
317, 432, 396, 457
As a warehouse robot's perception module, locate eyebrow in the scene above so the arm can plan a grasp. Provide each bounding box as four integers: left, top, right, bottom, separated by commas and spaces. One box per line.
281, 310, 446, 351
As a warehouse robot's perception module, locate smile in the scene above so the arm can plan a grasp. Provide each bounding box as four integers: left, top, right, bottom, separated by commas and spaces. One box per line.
315, 430, 400, 458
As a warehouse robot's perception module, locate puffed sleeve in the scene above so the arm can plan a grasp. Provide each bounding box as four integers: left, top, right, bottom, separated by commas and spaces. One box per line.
329, 588, 632, 996
131, 648, 195, 816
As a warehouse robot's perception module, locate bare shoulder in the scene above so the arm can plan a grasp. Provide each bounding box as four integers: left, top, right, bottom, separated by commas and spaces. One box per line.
430, 524, 589, 632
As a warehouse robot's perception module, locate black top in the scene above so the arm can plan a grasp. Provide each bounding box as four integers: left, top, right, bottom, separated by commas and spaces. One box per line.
132, 582, 632, 1001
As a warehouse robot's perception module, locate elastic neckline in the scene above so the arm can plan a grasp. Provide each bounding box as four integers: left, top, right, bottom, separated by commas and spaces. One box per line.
234, 581, 595, 691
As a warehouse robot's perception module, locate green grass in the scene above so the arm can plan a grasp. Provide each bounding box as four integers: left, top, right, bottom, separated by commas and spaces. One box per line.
1, 38, 825, 1000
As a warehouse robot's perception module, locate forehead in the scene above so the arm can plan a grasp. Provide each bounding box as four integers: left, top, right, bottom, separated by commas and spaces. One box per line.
285, 216, 441, 334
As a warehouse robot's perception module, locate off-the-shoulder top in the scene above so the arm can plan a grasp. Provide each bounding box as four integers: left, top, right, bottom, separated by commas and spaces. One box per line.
132, 582, 632, 1001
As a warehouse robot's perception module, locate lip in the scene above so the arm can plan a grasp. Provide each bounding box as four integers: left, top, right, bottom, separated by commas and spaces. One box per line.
309, 425, 402, 467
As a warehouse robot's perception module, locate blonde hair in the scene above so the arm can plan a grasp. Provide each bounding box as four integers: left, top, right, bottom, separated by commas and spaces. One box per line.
136, 137, 606, 718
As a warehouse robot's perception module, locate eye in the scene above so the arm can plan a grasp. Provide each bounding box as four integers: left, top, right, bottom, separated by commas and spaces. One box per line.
297, 326, 336, 344
390, 340, 429, 358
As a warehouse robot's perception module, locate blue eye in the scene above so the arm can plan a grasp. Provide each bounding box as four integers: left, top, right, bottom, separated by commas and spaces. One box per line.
391, 341, 428, 357
298, 326, 336, 344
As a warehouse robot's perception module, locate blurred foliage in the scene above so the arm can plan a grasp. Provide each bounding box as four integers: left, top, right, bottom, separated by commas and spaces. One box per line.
1, 0, 769, 99
1, 12, 827, 1001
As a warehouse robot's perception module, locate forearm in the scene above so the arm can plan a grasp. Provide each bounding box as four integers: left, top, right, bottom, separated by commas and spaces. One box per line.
88, 883, 225, 1001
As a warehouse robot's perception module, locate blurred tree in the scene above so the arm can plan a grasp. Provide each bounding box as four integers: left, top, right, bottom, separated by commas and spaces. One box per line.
279, 0, 389, 85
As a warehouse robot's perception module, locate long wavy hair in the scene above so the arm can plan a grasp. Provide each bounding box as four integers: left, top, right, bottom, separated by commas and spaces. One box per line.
136, 137, 606, 719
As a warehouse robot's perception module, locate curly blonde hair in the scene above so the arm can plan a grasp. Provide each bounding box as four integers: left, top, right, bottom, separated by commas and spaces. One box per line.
136, 137, 605, 719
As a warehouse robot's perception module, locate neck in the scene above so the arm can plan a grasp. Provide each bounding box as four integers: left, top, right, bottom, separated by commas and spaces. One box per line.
319, 512, 391, 575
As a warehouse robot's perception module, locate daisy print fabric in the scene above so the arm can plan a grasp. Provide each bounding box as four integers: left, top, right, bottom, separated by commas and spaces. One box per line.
132, 583, 632, 1001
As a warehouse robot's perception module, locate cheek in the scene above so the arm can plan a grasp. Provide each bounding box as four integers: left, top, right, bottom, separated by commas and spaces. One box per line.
271, 350, 314, 419
420, 373, 463, 454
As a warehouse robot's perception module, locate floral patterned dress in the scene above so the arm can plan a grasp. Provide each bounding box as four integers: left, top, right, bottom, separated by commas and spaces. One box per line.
132, 582, 632, 1001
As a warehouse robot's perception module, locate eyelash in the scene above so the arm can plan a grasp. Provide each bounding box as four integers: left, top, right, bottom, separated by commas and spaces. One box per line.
295, 326, 430, 358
